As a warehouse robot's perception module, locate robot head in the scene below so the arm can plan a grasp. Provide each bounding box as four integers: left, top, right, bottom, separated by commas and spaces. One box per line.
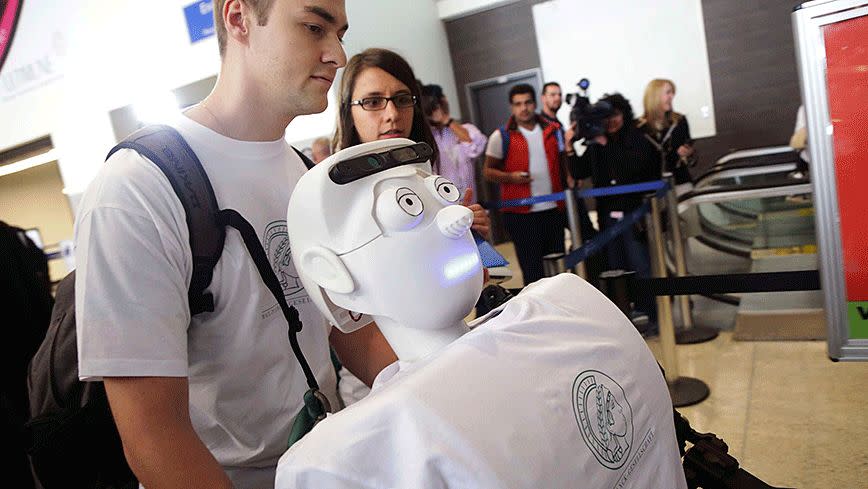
287, 138, 484, 334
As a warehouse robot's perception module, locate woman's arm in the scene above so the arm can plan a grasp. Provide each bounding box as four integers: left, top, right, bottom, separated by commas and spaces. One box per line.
674, 117, 694, 158
456, 123, 488, 159
448, 119, 472, 143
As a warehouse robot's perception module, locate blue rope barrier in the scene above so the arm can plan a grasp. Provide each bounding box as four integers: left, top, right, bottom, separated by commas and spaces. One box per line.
485, 180, 667, 209
563, 185, 669, 269
564, 202, 649, 269
486, 191, 566, 209
576, 180, 668, 199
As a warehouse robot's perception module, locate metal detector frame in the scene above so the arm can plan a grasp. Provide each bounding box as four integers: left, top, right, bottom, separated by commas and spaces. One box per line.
793, 0, 868, 360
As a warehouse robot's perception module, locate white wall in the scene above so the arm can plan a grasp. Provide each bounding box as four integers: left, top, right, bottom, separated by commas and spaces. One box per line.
532, 0, 717, 138
1, 0, 224, 196
0, 0, 459, 208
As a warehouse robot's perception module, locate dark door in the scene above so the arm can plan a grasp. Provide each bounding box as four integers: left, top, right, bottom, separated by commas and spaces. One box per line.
467, 70, 542, 137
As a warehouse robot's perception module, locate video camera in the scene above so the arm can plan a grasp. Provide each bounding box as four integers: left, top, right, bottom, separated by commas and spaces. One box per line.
565, 78, 614, 145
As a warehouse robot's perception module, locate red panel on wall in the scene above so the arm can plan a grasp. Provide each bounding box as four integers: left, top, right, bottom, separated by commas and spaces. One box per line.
824, 15, 868, 301
0, 0, 24, 74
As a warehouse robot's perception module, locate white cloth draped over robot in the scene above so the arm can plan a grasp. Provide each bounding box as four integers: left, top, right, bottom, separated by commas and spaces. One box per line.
275, 273, 687, 489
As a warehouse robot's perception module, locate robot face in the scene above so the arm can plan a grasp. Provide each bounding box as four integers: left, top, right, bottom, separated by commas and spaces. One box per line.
286, 139, 483, 333
338, 167, 481, 331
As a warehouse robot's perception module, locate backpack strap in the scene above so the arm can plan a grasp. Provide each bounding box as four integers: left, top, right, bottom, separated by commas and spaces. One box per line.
214, 209, 319, 389
106, 125, 224, 315
554, 125, 566, 153
498, 124, 510, 160
214, 208, 330, 446
293, 146, 316, 170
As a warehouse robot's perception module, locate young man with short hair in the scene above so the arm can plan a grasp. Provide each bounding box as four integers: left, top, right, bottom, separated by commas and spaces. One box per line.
483, 84, 569, 286
539, 81, 563, 127
73, 2, 391, 489
539, 81, 598, 252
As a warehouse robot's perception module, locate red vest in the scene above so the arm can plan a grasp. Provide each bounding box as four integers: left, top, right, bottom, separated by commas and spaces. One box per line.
500, 116, 565, 214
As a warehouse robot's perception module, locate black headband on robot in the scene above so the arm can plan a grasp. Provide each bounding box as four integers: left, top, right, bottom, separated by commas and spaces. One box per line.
328, 142, 434, 185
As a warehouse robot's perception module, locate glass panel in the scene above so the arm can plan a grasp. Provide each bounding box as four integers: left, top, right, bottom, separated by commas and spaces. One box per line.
694, 193, 815, 253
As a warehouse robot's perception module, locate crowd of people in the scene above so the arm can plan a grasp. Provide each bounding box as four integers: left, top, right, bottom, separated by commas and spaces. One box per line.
305, 59, 694, 332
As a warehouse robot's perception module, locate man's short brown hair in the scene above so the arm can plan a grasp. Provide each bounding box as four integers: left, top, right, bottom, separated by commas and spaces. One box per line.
213, 0, 276, 56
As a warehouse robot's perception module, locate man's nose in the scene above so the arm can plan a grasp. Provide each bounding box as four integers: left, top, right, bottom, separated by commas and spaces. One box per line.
323, 35, 347, 68
436, 205, 474, 239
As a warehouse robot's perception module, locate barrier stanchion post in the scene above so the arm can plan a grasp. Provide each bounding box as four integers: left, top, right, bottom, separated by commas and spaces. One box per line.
663, 173, 719, 345
563, 188, 587, 279
542, 252, 566, 278
646, 195, 710, 407
598, 269, 635, 318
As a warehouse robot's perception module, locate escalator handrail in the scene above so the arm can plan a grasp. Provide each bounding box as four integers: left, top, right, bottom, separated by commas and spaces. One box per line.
678, 179, 811, 204
694, 150, 801, 187
694, 161, 799, 189
694, 233, 752, 258
713, 145, 795, 165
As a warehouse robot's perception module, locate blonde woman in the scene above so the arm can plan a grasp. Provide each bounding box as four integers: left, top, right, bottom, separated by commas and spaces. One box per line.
637, 79, 695, 190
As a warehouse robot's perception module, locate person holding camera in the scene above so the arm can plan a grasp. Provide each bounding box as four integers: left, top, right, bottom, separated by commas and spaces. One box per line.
571, 93, 660, 333
484, 84, 570, 286
420, 83, 488, 203
637, 79, 695, 192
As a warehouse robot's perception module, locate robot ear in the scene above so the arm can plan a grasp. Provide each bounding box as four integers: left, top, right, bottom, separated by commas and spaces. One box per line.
298, 246, 355, 295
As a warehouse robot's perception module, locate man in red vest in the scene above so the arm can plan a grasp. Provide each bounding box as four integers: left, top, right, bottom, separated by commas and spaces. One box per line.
483, 84, 570, 285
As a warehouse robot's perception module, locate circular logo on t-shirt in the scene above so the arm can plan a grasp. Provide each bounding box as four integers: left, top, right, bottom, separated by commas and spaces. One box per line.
264, 220, 307, 300
572, 370, 634, 470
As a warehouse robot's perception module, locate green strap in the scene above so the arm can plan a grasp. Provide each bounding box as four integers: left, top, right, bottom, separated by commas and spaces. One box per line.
287, 388, 331, 447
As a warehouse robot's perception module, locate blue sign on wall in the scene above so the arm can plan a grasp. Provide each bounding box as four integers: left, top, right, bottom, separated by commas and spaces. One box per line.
184, 0, 215, 44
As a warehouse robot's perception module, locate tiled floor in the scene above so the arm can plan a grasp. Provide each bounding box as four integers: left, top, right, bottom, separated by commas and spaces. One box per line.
493, 239, 868, 488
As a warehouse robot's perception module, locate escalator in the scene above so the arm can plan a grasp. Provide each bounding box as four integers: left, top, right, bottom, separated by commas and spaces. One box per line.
680, 146, 813, 259
668, 146, 823, 340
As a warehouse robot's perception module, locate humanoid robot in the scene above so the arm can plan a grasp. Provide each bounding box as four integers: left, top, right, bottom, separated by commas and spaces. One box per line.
276, 138, 687, 489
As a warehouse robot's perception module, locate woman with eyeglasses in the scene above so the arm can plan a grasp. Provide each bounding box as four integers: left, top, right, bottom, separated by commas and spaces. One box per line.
332, 49, 436, 156
329, 48, 491, 407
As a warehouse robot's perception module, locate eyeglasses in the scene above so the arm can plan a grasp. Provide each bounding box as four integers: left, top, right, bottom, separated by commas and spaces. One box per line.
349, 94, 417, 111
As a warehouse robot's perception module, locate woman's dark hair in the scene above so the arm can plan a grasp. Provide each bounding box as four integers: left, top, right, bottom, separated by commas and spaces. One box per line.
420, 83, 445, 119
600, 92, 635, 135
332, 48, 438, 166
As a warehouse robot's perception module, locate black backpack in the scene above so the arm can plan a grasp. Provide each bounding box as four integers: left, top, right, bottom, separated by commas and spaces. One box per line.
1, 221, 54, 489
23, 125, 322, 489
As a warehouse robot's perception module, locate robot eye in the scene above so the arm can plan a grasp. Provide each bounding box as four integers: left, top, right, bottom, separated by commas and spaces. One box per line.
376, 186, 424, 232
397, 188, 424, 216
426, 176, 461, 205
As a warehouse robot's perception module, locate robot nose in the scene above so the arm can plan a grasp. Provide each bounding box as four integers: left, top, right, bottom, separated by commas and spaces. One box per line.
436, 205, 474, 239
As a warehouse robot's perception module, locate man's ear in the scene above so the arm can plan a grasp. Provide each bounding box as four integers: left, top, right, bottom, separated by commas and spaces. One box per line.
224, 0, 251, 45
299, 246, 355, 294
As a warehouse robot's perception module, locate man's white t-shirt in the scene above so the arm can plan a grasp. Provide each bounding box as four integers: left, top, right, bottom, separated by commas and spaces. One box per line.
275, 274, 687, 489
486, 125, 556, 212
75, 114, 337, 489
